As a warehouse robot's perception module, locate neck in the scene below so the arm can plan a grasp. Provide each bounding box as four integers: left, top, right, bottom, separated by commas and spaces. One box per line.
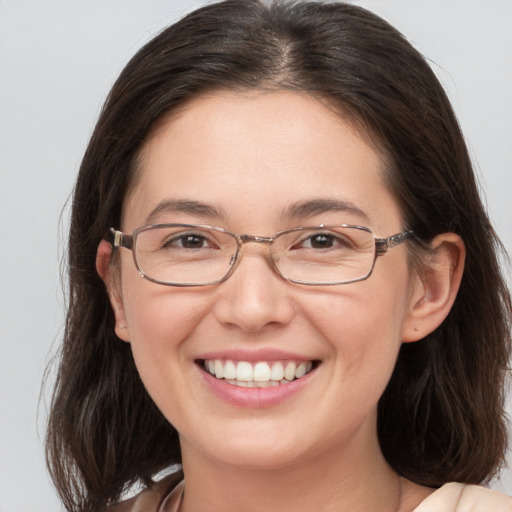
178, 423, 404, 512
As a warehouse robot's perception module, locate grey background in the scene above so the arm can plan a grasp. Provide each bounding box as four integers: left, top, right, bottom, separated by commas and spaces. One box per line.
1, 1, 511, 510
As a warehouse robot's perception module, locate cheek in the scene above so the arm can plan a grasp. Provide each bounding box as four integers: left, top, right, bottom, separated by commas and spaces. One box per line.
124, 290, 211, 357
303, 269, 412, 386
119, 266, 211, 382
119, 248, 207, 344
307, 278, 408, 346
121, 288, 214, 428
319, 301, 402, 386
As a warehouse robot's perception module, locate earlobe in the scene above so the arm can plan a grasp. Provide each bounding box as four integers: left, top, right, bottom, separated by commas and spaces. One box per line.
402, 233, 465, 342
96, 239, 131, 342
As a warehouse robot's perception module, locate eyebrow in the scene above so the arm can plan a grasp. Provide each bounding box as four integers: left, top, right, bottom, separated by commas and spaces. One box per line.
283, 198, 370, 223
145, 199, 227, 225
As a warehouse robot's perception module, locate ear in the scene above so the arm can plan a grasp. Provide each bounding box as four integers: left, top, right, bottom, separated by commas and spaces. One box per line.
96, 239, 131, 342
402, 233, 465, 342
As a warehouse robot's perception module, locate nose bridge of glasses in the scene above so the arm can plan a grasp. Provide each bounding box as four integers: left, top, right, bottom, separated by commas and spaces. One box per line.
238, 233, 274, 245
233, 233, 278, 270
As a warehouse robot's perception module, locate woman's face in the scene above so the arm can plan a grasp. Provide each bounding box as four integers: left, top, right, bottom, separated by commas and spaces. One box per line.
110, 91, 423, 470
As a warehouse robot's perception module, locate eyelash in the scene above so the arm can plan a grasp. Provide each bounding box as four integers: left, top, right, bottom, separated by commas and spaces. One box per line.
292, 232, 354, 250
164, 233, 218, 250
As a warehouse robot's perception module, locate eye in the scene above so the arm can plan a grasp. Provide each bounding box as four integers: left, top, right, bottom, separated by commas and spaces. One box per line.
293, 232, 354, 250
164, 233, 218, 250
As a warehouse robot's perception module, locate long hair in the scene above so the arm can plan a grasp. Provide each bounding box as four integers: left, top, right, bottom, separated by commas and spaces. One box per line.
46, 1, 511, 510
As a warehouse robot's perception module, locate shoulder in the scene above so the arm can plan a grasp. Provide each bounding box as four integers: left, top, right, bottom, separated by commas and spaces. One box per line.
414, 482, 512, 512
108, 472, 182, 512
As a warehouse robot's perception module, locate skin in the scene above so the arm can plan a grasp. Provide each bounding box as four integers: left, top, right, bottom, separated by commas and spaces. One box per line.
97, 91, 465, 512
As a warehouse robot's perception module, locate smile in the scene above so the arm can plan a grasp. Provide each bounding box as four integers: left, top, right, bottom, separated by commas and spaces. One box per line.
202, 359, 316, 388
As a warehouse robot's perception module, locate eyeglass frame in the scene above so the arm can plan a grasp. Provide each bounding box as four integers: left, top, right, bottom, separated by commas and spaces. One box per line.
109, 223, 414, 287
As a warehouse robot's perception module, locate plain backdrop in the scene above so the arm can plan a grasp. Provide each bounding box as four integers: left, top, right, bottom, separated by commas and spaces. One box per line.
1, 1, 511, 510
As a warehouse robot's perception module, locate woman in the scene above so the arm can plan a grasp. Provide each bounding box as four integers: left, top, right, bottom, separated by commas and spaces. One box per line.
46, 1, 512, 511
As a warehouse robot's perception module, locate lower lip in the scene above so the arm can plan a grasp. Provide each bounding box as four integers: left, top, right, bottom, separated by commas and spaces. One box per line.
197, 364, 316, 408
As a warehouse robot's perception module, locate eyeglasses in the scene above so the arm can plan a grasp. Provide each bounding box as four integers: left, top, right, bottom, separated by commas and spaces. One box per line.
109, 224, 414, 287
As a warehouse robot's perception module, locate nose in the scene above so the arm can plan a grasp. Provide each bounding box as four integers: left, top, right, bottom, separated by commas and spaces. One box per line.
212, 248, 296, 333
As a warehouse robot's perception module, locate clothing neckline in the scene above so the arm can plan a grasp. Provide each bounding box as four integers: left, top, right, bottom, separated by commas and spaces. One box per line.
157, 480, 511, 512
158, 480, 184, 512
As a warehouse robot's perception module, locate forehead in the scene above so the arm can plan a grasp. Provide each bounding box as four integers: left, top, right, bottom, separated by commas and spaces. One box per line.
123, 91, 400, 232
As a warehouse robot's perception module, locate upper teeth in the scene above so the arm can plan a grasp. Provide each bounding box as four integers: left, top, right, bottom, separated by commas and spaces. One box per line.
205, 359, 313, 384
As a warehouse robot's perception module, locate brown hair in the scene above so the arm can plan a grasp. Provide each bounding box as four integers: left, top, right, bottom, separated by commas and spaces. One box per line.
46, 1, 511, 510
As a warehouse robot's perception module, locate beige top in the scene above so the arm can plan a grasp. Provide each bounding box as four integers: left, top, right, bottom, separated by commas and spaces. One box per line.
111, 479, 512, 512
413, 483, 512, 511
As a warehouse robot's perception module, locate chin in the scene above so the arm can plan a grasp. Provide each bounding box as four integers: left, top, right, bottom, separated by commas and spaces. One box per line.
213, 443, 310, 470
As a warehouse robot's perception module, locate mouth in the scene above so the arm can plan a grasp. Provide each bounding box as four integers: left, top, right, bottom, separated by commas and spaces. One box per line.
198, 359, 319, 388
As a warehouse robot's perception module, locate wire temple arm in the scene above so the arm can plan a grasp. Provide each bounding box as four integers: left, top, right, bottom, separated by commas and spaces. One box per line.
375, 230, 414, 254
109, 228, 133, 250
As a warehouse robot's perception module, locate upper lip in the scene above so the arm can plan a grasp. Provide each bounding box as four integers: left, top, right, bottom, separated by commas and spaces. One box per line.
196, 348, 317, 362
